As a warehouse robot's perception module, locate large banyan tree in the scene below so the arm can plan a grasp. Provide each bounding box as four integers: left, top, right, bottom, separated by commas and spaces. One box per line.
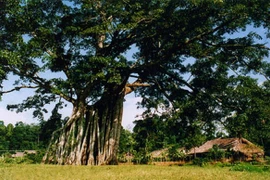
0, 0, 269, 165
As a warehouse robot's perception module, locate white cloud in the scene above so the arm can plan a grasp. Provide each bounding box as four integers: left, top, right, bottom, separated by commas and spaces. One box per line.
0, 107, 35, 125
123, 95, 144, 130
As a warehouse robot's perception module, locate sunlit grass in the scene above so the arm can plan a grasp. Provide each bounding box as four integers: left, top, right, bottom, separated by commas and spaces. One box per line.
0, 164, 269, 180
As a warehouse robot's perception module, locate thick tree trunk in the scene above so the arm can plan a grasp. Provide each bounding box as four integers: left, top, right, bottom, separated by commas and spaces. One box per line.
42, 93, 124, 165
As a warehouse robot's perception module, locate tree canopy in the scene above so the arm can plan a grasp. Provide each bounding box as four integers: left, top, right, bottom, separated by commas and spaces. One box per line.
0, 121, 41, 151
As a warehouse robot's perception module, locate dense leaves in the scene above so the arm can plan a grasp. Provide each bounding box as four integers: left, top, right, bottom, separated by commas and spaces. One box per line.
0, 121, 40, 151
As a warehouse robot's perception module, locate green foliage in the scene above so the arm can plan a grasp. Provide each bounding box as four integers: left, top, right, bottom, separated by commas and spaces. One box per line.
118, 127, 134, 155
0, 153, 29, 164
265, 156, 270, 165
133, 116, 167, 153
207, 145, 226, 161
192, 158, 209, 167
0, 150, 45, 164
0, 122, 9, 150
230, 163, 270, 173
39, 103, 64, 147
167, 145, 186, 161
9, 122, 40, 150
132, 112, 207, 155
0, 121, 44, 151
132, 149, 151, 164
221, 77, 270, 155
24, 150, 46, 164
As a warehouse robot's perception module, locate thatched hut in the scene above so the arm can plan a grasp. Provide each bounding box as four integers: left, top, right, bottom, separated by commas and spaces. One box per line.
150, 148, 169, 162
187, 138, 264, 161
11, 150, 36, 158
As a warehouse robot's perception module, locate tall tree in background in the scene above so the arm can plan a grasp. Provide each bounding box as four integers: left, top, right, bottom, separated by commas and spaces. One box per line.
223, 77, 270, 154
0, 121, 8, 150
9, 121, 40, 150
39, 103, 65, 148
0, 0, 269, 165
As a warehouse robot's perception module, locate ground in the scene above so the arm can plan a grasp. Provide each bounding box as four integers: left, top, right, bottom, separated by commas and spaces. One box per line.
0, 164, 269, 180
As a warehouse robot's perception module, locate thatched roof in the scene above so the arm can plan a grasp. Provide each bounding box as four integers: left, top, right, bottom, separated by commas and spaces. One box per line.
150, 148, 169, 158
150, 148, 186, 158
187, 138, 264, 157
11, 150, 36, 158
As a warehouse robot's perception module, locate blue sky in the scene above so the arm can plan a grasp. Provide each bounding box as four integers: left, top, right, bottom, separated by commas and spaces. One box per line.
0, 85, 143, 129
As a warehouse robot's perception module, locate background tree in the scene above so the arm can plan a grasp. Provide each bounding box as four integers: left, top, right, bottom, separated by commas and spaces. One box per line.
133, 0, 270, 153
118, 127, 135, 162
5, 123, 14, 149
9, 122, 40, 150
222, 77, 270, 155
0, 121, 8, 150
39, 103, 66, 148
133, 115, 168, 154
0, 0, 269, 165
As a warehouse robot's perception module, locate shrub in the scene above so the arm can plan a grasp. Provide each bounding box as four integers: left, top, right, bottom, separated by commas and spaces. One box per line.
117, 153, 127, 163
265, 156, 270, 165
192, 158, 209, 167
24, 150, 45, 164
207, 145, 225, 161
167, 146, 186, 161
0, 156, 30, 164
230, 163, 270, 173
0, 150, 45, 164
132, 149, 151, 164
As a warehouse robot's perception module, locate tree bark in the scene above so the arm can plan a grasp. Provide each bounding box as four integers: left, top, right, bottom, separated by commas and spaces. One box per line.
42, 92, 124, 165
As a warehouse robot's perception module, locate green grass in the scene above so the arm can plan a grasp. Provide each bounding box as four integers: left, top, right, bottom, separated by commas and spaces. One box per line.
229, 163, 270, 173
0, 164, 270, 180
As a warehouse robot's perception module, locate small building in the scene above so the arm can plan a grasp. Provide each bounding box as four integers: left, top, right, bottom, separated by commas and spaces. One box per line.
187, 138, 264, 161
11, 150, 36, 158
150, 148, 169, 162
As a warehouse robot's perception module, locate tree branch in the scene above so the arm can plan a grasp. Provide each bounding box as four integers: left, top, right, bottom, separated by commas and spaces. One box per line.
185, 16, 238, 45
159, 65, 195, 93
124, 79, 150, 95
0, 85, 38, 94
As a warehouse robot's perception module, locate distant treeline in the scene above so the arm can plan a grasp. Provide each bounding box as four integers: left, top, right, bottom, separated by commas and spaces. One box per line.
0, 121, 42, 153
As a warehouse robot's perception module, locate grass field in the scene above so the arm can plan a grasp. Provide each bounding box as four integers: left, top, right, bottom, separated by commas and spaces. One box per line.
0, 164, 270, 180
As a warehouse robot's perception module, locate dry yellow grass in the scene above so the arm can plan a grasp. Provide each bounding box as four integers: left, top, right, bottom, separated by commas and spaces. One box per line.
0, 164, 269, 180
